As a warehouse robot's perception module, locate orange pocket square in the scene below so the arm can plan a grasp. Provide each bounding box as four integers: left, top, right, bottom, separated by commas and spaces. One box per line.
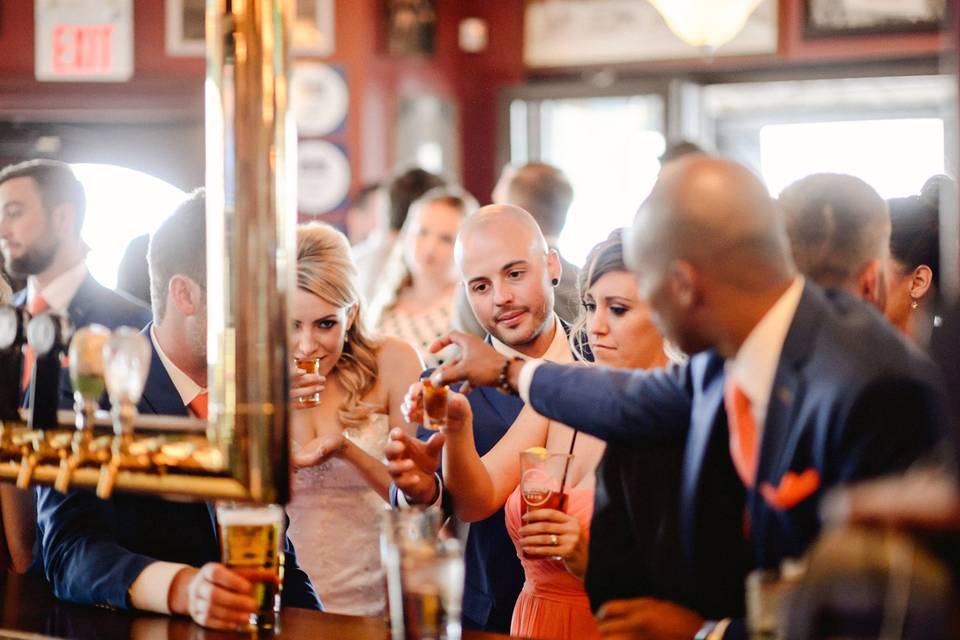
760, 469, 820, 511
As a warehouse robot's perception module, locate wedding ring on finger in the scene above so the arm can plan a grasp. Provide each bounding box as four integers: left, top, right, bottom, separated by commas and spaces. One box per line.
549, 534, 559, 546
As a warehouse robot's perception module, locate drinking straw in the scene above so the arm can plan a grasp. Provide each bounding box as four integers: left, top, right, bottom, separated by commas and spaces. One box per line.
557, 430, 578, 511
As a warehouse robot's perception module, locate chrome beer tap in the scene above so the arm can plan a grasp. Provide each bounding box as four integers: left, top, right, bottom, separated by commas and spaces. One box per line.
54, 325, 112, 493
97, 328, 153, 499
17, 310, 73, 488
0, 305, 28, 461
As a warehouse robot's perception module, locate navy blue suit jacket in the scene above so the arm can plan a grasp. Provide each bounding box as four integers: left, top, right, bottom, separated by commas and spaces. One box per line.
12, 271, 151, 331
36, 327, 321, 612
14, 271, 152, 409
528, 284, 947, 626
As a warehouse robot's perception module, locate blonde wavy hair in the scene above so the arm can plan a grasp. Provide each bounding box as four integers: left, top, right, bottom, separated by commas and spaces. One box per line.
297, 223, 381, 428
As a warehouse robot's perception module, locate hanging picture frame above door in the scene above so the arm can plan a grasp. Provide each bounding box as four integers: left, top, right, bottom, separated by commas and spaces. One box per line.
805, 0, 947, 38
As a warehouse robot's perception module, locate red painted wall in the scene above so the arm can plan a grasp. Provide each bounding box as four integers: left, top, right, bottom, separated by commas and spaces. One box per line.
0, 0, 950, 203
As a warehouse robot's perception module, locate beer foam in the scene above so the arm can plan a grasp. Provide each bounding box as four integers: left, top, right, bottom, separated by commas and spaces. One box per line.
216, 505, 283, 526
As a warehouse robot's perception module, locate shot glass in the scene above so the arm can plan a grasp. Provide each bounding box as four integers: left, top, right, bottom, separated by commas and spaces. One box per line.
294, 356, 322, 408
422, 379, 448, 431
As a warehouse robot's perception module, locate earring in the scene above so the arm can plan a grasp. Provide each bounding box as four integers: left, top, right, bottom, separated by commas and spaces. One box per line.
910, 298, 919, 310
551, 278, 559, 286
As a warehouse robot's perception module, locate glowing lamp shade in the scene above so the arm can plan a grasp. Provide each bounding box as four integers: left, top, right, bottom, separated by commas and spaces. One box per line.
647, 0, 764, 49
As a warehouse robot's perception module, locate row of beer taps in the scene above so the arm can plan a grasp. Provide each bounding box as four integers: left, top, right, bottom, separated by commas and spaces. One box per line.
0, 304, 224, 499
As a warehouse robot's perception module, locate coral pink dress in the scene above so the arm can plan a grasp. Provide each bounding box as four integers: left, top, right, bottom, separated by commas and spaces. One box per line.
504, 485, 601, 640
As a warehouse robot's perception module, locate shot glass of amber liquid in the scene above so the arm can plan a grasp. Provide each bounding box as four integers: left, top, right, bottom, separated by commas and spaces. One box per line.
294, 356, 322, 408
422, 379, 448, 431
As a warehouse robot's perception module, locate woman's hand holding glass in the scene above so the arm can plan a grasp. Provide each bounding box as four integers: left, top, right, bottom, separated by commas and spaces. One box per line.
519, 509, 589, 578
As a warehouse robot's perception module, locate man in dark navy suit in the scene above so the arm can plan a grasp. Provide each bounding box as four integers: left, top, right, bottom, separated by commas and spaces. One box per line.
386, 204, 576, 633
0, 159, 151, 573
428, 157, 947, 639
36, 190, 320, 630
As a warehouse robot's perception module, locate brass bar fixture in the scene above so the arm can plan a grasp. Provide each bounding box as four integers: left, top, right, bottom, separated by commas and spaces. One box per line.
0, 0, 294, 503
205, 0, 295, 504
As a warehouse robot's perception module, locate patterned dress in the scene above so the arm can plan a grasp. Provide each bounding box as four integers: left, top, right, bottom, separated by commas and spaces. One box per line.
376, 296, 457, 369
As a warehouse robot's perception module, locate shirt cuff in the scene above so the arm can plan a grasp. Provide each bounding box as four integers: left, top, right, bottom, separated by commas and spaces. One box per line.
518, 359, 546, 404
396, 474, 443, 509
129, 560, 191, 614
709, 618, 732, 640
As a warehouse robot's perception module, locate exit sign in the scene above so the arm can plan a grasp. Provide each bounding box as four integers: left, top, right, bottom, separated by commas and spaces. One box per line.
35, 0, 133, 82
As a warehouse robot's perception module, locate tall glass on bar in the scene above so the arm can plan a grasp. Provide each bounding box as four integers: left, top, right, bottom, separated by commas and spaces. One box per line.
216, 502, 285, 630
382, 507, 464, 640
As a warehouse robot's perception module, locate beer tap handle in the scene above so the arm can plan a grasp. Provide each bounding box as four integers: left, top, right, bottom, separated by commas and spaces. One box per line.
26, 311, 67, 431
55, 455, 77, 494
0, 305, 27, 423
96, 457, 119, 500
102, 328, 151, 436
97, 329, 151, 499
68, 325, 111, 431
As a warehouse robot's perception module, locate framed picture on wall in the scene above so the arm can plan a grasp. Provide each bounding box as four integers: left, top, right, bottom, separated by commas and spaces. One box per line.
524, 0, 777, 68
385, 0, 437, 56
293, 0, 335, 56
166, 0, 336, 58
165, 0, 205, 57
805, 0, 947, 38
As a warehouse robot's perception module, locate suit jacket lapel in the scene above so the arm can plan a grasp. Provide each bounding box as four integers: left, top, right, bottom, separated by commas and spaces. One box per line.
752, 285, 823, 557
65, 272, 99, 327
758, 285, 823, 482
680, 353, 726, 561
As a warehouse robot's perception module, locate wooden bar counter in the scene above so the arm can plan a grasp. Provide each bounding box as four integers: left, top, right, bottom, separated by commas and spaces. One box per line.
0, 571, 511, 640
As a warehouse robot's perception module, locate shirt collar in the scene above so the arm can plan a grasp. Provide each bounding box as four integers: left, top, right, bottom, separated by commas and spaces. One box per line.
27, 261, 88, 313
726, 277, 805, 425
490, 314, 574, 364
149, 325, 205, 407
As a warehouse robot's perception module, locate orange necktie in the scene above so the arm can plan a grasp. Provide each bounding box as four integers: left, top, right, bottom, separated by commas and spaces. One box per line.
21, 295, 50, 392
723, 376, 758, 488
189, 393, 209, 420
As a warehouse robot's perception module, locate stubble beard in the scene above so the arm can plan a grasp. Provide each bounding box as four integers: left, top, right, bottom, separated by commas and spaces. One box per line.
5, 239, 59, 278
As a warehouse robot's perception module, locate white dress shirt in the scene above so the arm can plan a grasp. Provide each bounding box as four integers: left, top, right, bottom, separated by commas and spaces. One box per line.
723, 277, 804, 437
128, 328, 208, 614
26, 260, 88, 313
491, 314, 575, 366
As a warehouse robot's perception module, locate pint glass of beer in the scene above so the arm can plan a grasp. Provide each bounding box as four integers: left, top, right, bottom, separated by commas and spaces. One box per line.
215, 502, 285, 630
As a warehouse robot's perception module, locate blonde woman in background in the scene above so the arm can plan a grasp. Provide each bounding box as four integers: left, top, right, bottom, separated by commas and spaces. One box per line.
369, 187, 478, 368
285, 223, 422, 616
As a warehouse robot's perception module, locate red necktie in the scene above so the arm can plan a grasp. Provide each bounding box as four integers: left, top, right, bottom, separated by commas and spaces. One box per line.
21, 295, 50, 392
723, 376, 758, 488
189, 393, 209, 420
